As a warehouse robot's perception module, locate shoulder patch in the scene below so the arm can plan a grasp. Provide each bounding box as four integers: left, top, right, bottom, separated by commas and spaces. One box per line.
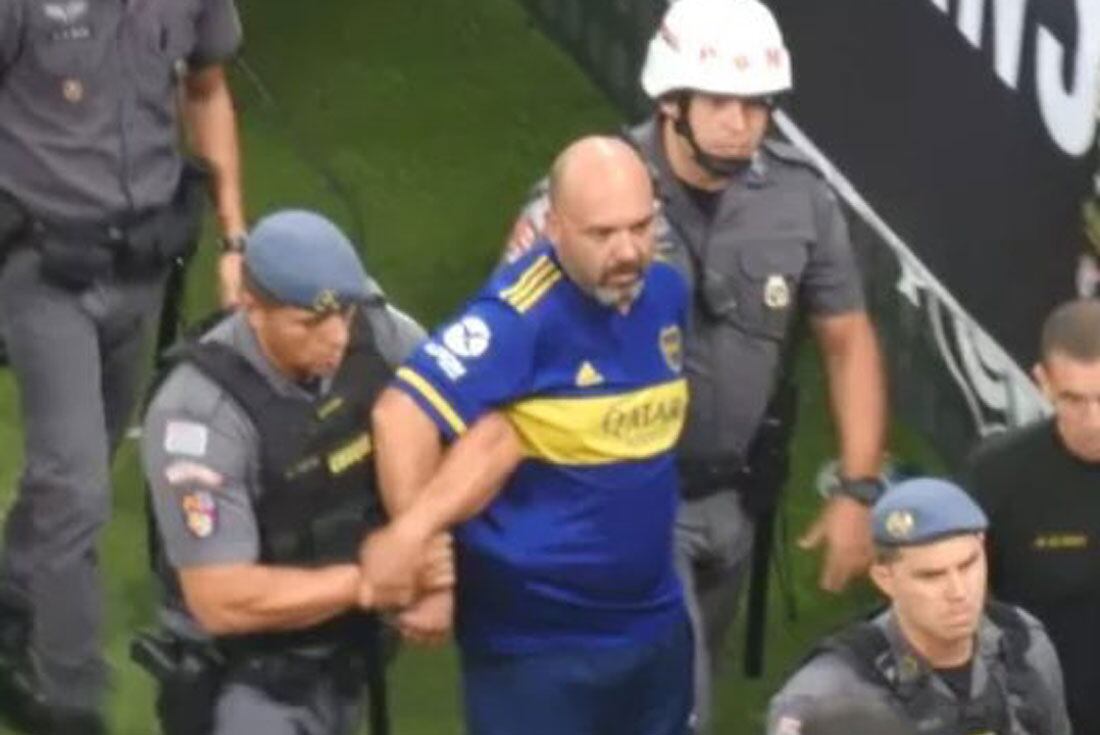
498, 254, 562, 313
164, 420, 209, 458
181, 490, 217, 538
164, 460, 224, 488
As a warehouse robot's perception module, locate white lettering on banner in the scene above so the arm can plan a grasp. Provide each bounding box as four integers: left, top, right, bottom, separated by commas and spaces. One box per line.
1035, 0, 1100, 155
926, 0, 1100, 156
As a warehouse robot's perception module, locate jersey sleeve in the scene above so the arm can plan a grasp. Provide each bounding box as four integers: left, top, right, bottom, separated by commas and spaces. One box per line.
393, 298, 535, 441
142, 367, 260, 568
801, 182, 867, 316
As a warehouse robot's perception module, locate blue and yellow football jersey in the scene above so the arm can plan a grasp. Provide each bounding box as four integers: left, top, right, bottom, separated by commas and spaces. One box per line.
395, 243, 689, 653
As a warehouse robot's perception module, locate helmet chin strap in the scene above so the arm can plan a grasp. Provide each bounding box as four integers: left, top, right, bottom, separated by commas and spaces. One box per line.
673, 95, 752, 180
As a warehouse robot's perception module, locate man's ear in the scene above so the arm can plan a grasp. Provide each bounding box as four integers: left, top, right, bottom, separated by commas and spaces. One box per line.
544, 207, 562, 245
1033, 361, 1053, 399
869, 561, 894, 599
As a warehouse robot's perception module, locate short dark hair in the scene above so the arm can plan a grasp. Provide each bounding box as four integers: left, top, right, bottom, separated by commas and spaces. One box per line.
1040, 299, 1100, 362
873, 544, 902, 564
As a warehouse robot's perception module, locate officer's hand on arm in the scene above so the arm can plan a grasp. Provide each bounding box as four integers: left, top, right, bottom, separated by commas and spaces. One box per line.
502, 182, 550, 263
358, 520, 446, 610
504, 214, 540, 263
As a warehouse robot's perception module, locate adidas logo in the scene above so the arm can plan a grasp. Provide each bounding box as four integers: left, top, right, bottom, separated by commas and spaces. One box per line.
574, 361, 604, 387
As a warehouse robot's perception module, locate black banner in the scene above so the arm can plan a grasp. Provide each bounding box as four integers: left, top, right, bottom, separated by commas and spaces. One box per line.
770, 0, 1098, 366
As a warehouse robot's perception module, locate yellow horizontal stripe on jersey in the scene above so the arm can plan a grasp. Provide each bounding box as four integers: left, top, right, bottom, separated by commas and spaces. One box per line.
499, 256, 553, 306
513, 269, 562, 313
505, 379, 688, 465
396, 367, 468, 435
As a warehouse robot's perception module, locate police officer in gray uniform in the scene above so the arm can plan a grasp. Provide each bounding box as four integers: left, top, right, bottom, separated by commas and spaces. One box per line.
767, 478, 1072, 735
139, 210, 440, 735
505, 0, 886, 729
0, 0, 245, 730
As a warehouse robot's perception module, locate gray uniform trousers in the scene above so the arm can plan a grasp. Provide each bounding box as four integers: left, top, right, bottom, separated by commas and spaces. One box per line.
674, 490, 755, 735
215, 677, 363, 735
0, 247, 166, 709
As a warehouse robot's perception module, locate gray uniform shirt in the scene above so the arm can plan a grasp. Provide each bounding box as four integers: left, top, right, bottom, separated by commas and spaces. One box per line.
518, 119, 865, 457
767, 609, 1073, 735
0, 0, 241, 221
141, 300, 424, 634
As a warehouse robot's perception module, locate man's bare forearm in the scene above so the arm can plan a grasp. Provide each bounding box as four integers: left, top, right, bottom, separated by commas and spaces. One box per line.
814, 311, 886, 479
398, 410, 524, 538
372, 388, 445, 514
182, 64, 245, 237
373, 387, 524, 528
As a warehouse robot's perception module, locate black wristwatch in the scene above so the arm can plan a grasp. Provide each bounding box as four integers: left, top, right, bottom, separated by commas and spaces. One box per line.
834, 476, 886, 506
220, 233, 246, 254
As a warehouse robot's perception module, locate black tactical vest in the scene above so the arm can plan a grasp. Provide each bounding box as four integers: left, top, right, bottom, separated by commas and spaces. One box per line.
154, 306, 393, 653
810, 602, 1054, 735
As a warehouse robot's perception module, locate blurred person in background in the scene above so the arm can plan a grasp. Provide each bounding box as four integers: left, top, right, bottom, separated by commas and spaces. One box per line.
0, 0, 246, 730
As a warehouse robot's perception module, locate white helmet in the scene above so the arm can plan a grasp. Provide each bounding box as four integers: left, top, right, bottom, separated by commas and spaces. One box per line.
640, 0, 793, 99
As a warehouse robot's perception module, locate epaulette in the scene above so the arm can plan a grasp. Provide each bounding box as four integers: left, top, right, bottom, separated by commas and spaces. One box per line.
497, 253, 562, 314
761, 138, 826, 179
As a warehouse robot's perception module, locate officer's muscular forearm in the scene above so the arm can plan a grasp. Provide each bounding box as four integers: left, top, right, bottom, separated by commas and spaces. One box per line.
179, 563, 363, 636
813, 312, 886, 478
182, 64, 245, 237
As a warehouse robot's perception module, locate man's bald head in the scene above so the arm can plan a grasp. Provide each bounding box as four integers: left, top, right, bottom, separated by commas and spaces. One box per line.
548, 136, 653, 211
544, 136, 657, 312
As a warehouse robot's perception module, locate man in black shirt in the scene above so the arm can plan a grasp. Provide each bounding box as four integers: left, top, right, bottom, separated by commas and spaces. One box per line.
966, 298, 1100, 735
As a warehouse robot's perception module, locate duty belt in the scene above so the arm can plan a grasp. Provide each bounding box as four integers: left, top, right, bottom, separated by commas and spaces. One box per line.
677, 454, 747, 500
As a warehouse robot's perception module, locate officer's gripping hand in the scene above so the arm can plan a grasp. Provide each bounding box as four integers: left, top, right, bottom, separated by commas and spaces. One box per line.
797, 495, 873, 592
503, 215, 539, 263
358, 521, 453, 610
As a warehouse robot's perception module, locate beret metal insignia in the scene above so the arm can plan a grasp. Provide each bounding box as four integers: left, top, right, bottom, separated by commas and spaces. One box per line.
885, 509, 915, 540
312, 288, 341, 313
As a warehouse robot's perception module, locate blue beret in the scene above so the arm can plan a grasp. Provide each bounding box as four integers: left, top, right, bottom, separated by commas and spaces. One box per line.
244, 210, 369, 312
871, 478, 988, 546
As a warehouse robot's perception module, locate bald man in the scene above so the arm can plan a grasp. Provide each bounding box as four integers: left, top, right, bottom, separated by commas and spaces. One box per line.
362, 136, 695, 735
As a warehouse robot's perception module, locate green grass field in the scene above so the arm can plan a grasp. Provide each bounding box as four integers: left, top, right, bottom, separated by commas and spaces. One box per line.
0, 1, 939, 732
